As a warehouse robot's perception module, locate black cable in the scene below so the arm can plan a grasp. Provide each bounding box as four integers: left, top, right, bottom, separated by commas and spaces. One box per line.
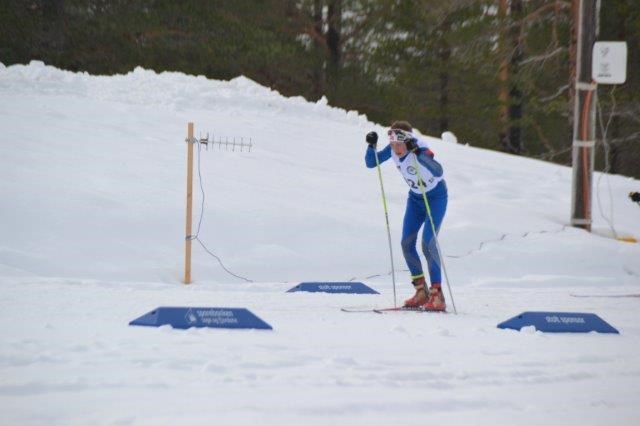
188, 139, 253, 283
347, 226, 569, 282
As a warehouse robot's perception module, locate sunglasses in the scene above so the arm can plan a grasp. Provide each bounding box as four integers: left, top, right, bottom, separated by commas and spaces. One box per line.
388, 128, 411, 144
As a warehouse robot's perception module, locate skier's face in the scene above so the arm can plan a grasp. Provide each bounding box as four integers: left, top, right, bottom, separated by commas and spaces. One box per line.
388, 128, 409, 156
391, 141, 407, 156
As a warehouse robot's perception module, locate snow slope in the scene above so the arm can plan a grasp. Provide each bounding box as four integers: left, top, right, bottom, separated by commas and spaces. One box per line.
1, 61, 639, 425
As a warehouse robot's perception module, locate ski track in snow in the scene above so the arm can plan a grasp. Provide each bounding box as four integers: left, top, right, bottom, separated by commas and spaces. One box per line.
0, 61, 639, 425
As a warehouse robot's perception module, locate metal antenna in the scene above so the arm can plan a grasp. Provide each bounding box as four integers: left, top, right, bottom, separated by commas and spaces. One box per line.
183, 123, 255, 284
194, 132, 254, 154
199, 132, 209, 150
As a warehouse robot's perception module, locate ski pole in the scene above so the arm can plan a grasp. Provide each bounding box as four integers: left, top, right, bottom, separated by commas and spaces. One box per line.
373, 148, 398, 307
412, 156, 458, 315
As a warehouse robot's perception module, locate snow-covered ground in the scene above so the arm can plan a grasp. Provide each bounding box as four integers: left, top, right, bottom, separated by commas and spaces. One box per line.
1, 61, 639, 425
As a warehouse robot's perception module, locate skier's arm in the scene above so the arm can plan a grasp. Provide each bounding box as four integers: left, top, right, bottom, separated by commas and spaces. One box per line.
416, 149, 443, 177
405, 137, 443, 177
365, 144, 391, 168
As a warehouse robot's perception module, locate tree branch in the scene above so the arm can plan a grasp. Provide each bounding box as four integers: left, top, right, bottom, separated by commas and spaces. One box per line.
530, 119, 555, 151
518, 1, 571, 26
519, 46, 566, 66
604, 131, 640, 146
301, 24, 329, 53
540, 84, 569, 102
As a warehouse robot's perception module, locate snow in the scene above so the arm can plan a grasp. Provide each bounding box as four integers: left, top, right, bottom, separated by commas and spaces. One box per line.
1, 60, 639, 425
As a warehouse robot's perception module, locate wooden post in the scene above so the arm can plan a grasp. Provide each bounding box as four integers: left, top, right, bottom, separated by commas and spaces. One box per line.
184, 122, 194, 284
570, 0, 598, 231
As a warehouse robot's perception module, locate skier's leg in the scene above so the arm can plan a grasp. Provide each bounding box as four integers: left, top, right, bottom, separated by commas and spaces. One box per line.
421, 193, 448, 285
402, 195, 429, 307
401, 195, 427, 279
421, 193, 448, 311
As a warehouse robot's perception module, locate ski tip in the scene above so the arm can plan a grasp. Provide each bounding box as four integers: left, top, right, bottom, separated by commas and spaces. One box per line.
341, 307, 376, 313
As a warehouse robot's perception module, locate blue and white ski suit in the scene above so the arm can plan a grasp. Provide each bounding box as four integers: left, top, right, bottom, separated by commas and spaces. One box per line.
365, 139, 448, 284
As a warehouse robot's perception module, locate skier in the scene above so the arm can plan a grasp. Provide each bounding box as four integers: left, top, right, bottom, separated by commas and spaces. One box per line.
364, 121, 448, 311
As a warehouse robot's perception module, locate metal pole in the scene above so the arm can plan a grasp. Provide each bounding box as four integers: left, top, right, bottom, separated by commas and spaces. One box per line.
412, 156, 457, 315
184, 122, 194, 284
373, 150, 398, 307
570, 0, 598, 231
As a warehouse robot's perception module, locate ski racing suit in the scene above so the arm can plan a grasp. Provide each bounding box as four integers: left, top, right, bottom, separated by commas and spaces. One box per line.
364, 138, 448, 285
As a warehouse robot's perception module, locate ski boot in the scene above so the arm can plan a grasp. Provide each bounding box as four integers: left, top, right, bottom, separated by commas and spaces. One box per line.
423, 284, 446, 312
404, 276, 427, 307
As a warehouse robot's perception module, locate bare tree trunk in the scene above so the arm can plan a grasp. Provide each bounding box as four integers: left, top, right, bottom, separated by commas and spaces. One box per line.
552, 0, 561, 46
439, 43, 450, 133
313, 0, 325, 97
439, 18, 451, 133
607, 2, 630, 176
42, 0, 66, 57
498, 0, 509, 150
568, 0, 579, 131
498, 0, 524, 155
326, 0, 342, 86
508, 0, 524, 155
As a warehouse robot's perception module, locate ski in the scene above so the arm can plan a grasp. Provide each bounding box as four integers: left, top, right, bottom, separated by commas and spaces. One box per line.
373, 306, 446, 314
341, 306, 446, 313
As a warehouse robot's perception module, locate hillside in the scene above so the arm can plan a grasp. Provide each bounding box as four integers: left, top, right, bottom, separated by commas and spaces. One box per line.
1, 61, 639, 425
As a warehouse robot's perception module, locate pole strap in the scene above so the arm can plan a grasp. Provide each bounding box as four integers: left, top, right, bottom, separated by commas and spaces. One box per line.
573, 139, 595, 148
575, 81, 597, 91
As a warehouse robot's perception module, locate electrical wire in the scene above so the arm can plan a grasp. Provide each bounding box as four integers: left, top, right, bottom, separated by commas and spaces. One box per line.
187, 139, 253, 283
347, 225, 569, 283
595, 86, 619, 239
580, 84, 595, 226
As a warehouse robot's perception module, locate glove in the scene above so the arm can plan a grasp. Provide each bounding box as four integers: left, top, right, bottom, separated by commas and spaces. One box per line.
405, 137, 420, 154
366, 131, 378, 147
630, 192, 640, 203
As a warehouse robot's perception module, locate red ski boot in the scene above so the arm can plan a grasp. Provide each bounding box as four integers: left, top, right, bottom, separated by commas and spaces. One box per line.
404, 276, 427, 307
423, 284, 446, 312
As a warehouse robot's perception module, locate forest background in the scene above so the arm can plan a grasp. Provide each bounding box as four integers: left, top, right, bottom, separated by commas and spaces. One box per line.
1, 0, 638, 178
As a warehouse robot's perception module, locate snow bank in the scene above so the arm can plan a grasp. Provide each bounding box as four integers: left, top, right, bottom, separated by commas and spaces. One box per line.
0, 61, 639, 425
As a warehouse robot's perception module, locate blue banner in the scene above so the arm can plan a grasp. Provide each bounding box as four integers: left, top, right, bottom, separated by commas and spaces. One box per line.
287, 282, 379, 294
129, 307, 273, 330
497, 311, 619, 334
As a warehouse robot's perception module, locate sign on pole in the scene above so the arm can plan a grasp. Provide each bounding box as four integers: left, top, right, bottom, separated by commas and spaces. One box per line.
592, 41, 627, 85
